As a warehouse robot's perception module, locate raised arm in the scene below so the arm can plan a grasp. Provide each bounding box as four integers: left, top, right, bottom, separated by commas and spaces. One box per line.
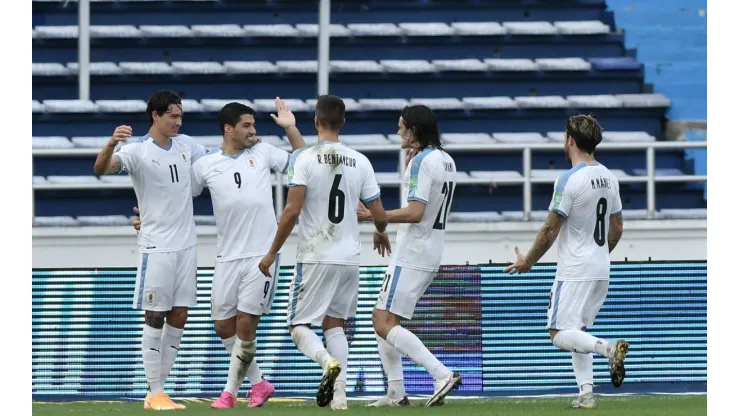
270, 97, 306, 150
94, 125, 132, 175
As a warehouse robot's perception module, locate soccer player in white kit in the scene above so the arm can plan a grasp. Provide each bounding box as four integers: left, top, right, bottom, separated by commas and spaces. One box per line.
131, 99, 306, 408
358, 105, 462, 408
258, 95, 392, 410
195, 100, 306, 408
504, 115, 628, 409
93, 91, 207, 410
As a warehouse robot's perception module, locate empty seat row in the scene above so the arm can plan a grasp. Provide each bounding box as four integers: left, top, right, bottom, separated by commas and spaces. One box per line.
32, 57, 641, 76
32, 21, 612, 40
33, 165, 679, 189
32, 94, 671, 114
32, 207, 708, 228
31, 131, 657, 151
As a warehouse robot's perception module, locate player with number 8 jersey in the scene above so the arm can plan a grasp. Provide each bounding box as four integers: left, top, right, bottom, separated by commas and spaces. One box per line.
504, 115, 629, 410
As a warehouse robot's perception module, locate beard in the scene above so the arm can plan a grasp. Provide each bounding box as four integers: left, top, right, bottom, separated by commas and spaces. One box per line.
243, 136, 259, 149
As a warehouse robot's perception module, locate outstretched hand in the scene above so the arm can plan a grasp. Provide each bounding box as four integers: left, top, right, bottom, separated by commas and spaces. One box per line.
503, 247, 532, 274
270, 97, 296, 129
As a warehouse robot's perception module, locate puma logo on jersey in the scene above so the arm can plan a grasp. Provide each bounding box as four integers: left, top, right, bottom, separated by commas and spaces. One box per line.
151, 159, 160, 166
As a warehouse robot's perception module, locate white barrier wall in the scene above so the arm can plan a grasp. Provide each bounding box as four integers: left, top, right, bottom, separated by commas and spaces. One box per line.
32, 219, 707, 268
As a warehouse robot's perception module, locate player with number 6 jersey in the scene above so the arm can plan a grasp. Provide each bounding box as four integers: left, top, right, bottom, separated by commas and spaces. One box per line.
504, 115, 629, 410
360, 105, 462, 408
258, 95, 391, 411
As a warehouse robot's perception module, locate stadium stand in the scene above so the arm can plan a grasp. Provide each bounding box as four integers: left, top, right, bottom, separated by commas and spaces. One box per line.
31, 0, 706, 225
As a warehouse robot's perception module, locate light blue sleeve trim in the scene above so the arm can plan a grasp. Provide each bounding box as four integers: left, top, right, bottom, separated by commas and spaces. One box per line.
610, 210, 622, 216
361, 192, 381, 205
407, 196, 428, 205
549, 208, 568, 219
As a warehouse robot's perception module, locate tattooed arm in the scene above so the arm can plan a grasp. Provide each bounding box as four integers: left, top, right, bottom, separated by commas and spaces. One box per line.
504, 212, 565, 274
525, 212, 566, 266
608, 212, 624, 253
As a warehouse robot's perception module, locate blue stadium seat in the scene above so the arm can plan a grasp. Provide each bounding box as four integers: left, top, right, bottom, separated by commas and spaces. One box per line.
30, 0, 706, 222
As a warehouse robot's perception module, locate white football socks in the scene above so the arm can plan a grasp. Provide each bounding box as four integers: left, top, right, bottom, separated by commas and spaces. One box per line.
221, 334, 236, 354
386, 326, 451, 381
553, 330, 609, 357
159, 324, 183, 387
291, 325, 334, 369
142, 325, 164, 395
376, 332, 406, 399
325, 327, 349, 394
222, 334, 263, 388
225, 338, 256, 396
572, 352, 594, 394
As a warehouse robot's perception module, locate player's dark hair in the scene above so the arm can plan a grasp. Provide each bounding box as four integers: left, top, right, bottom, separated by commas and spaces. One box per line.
218, 102, 255, 135
566, 114, 603, 154
146, 91, 182, 126
401, 105, 442, 149
315, 95, 345, 131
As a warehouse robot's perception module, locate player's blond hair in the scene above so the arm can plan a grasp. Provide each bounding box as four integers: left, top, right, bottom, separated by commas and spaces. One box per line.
566, 114, 603, 153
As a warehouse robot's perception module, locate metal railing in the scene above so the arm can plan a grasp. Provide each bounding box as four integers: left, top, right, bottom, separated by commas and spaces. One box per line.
32, 141, 707, 220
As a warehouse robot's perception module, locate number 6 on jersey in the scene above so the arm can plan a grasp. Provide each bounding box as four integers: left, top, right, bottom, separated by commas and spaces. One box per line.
328, 174, 345, 224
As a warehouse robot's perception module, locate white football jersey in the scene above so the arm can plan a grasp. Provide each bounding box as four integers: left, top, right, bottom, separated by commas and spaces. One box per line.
548, 162, 622, 281
192, 142, 290, 262
287, 141, 381, 265
115, 134, 207, 252
392, 148, 457, 272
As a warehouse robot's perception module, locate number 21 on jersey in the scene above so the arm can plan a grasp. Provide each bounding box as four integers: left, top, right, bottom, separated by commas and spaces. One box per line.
433, 181, 454, 230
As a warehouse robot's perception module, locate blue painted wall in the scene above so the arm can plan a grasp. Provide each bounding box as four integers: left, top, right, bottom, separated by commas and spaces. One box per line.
608, 0, 707, 120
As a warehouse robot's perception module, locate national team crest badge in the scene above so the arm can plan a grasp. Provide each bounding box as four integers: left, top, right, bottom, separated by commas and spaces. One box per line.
144, 290, 156, 306
248, 157, 256, 168
180, 152, 188, 163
